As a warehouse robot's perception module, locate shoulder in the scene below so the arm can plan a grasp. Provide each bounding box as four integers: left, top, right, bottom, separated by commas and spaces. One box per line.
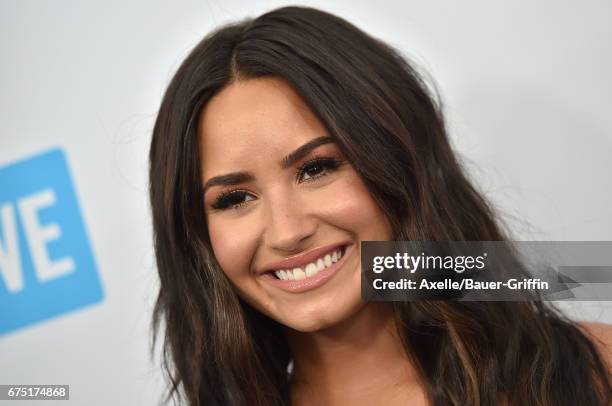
577, 321, 612, 370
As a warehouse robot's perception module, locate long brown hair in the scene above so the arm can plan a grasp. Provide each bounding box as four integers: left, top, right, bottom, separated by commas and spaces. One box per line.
149, 6, 611, 405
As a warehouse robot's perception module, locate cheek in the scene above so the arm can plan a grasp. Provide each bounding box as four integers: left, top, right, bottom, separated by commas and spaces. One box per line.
207, 216, 259, 280
313, 174, 392, 238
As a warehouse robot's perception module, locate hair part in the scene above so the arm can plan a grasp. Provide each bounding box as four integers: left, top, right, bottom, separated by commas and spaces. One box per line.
149, 6, 612, 405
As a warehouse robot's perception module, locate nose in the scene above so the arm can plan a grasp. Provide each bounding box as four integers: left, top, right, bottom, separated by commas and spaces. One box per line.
263, 192, 317, 254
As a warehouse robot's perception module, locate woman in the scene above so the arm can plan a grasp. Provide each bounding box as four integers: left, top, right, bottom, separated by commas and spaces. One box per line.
149, 6, 612, 405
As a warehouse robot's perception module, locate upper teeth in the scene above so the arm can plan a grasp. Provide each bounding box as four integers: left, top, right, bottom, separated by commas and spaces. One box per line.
274, 248, 344, 281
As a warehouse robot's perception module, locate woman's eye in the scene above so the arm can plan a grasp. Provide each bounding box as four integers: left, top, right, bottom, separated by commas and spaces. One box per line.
211, 158, 342, 211
297, 158, 342, 183
212, 190, 255, 210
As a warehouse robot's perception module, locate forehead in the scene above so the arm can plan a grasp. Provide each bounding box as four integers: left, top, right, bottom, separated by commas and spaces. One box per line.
198, 77, 328, 176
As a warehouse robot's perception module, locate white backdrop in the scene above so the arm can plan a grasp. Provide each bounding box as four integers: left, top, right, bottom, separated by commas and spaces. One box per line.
1, 1, 610, 405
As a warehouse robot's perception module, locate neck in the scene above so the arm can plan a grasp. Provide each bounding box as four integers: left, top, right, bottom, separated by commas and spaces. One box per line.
286, 303, 424, 405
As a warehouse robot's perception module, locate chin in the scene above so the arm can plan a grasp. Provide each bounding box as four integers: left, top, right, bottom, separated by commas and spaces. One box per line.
276, 295, 367, 333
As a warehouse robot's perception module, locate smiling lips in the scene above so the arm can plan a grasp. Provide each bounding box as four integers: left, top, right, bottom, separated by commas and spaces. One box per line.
259, 243, 354, 293
273, 247, 344, 280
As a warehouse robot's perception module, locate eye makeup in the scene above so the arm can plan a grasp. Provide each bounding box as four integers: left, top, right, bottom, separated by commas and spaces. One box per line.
295, 156, 344, 183
211, 189, 255, 210
210, 156, 346, 211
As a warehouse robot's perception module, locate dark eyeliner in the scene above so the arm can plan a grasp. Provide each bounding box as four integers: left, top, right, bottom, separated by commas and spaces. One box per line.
211, 157, 343, 211
211, 189, 252, 210
296, 157, 343, 183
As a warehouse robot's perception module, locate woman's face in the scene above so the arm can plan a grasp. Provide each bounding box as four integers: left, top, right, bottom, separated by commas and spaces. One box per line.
199, 77, 392, 332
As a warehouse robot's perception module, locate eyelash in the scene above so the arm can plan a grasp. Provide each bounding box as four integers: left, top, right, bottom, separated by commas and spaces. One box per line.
211, 157, 343, 211
295, 157, 342, 184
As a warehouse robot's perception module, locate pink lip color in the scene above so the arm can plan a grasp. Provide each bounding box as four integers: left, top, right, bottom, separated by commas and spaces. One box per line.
260, 242, 349, 273
261, 243, 355, 293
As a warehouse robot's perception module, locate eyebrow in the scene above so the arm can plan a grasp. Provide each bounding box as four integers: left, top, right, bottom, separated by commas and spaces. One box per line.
280, 135, 334, 169
202, 135, 334, 194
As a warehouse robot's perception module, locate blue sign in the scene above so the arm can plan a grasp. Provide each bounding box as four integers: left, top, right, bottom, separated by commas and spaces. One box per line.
0, 148, 103, 335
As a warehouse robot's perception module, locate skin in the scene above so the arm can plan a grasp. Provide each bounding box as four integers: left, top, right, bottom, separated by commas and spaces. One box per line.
199, 76, 394, 333
199, 76, 424, 404
198, 76, 612, 405
579, 322, 612, 371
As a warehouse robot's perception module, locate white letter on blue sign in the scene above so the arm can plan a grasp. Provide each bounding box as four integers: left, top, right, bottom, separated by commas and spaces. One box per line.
0, 204, 23, 292
18, 189, 75, 283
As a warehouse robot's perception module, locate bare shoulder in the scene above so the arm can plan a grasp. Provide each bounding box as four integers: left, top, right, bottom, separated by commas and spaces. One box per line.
577, 321, 612, 369
578, 321, 612, 345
